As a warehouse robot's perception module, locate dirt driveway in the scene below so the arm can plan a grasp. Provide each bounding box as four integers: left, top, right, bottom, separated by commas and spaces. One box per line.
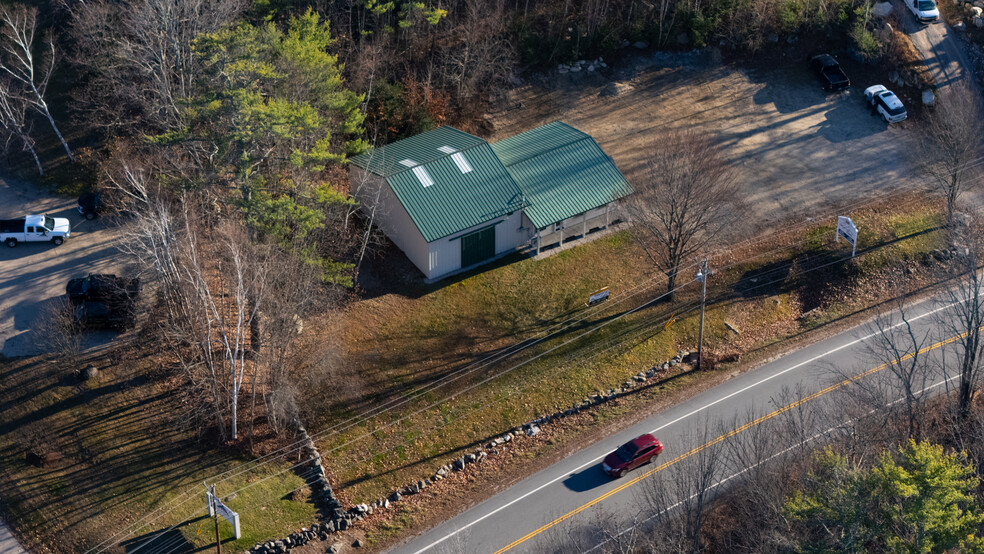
0, 177, 124, 358
491, 51, 926, 232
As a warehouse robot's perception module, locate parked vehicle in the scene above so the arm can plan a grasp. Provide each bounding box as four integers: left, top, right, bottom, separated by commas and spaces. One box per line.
66, 274, 140, 305
602, 433, 663, 478
906, 0, 939, 22
0, 214, 71, 247
74, 299, 135, 331
864, 85, 907, 123
77, 192, 103, 220
808, 54, 851, 92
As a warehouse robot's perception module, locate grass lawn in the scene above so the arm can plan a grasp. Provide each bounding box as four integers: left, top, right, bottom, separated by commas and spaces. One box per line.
0, 193, 947, 552
304, 193, 947, 523
0, 343, 316, 553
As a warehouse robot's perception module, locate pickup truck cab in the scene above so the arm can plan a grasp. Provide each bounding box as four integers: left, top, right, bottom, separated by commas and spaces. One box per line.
808, 54, 851, 92
0, 214, 71, 247
907, 0, 939, 22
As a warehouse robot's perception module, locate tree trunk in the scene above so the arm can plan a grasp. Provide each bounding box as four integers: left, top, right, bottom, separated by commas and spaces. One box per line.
33, 88, 73, 161
666, 266, 677, 301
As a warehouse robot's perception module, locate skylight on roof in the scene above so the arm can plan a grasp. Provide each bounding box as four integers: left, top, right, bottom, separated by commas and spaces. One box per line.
450, 152, 473, 174
399, 159, 418, 167
412, 166, 434, 187
437, 145, 457, 154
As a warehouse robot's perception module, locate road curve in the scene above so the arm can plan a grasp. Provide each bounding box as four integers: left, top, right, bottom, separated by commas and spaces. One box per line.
389, 294, 960, 554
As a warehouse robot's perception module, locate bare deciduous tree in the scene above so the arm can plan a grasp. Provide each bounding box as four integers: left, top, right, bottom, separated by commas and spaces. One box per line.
443, 0, 516, 104
560, 507, 646, 554
0, 6, 72, 160
645, 421, 722, 553
109, 161, 330, 446
922, 83, 984, 226
39, 297, 84, 376
68, 0, 243, 131
0, 77, 41, 174
849, 287, 935, 440
937, 230, 984, 420
624, 129, 744, 299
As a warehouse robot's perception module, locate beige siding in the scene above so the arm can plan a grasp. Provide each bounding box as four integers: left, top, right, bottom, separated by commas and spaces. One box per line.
427, 210, 532, 281
350, 167, 432, 277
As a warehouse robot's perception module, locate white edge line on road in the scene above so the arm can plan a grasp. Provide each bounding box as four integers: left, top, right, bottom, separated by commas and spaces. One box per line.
409, 299, 957, 554
581, 371, 961, 553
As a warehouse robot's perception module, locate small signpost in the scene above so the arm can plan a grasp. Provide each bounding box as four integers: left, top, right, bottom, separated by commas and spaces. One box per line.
836, 216, 858, 257
205, 482, 241, 552
588, 287, 610, 306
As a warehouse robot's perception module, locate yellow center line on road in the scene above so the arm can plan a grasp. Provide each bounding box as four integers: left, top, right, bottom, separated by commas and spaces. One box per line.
491, 329, 969, 554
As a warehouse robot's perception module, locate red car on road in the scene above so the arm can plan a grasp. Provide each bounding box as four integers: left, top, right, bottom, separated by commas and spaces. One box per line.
602, 433, 663, 478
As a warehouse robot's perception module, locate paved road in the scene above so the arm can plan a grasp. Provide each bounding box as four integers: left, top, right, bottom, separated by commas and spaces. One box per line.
391, 293, 961, 554
0, 518, 26, 554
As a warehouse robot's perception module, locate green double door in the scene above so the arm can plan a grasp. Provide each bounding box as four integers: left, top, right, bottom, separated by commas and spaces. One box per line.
461, 226, 495, 268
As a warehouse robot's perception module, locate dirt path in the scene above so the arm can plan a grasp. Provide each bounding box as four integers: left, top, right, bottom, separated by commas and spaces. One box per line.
491, 51, 926, 234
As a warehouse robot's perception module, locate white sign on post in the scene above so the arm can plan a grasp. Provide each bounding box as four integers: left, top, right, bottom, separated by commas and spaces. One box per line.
588, 288, 610, 306
206, 485, 242, 539
835, 216, 858, 257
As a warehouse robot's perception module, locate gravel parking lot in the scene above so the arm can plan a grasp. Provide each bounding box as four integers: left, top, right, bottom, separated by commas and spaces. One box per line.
492, 51, 926, 233
0, 177, 124, 358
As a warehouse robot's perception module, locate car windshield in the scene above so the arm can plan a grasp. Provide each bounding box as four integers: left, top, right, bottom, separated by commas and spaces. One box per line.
44, 216, 55, 230
887, 105, 906, 116
918, 0, 935, 10
615, 444, 638, 462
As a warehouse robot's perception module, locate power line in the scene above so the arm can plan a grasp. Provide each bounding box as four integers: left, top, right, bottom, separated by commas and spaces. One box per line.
92, 151, 983, 552
105, 221, 906, 553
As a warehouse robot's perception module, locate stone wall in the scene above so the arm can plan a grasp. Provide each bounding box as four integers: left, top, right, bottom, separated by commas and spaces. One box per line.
249, 350, 694, 553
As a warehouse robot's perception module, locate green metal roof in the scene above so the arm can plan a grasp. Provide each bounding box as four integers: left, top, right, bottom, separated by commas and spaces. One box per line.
351, 127, 524, 242
350, 126, 487, 177
491, 122, 633, 229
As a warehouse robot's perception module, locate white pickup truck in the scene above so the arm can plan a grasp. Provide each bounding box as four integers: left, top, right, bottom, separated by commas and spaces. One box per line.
0, 214, 71, 247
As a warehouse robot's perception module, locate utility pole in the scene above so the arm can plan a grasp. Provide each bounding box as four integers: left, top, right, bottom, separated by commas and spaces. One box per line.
213, 485, 221, 554
205, 483, 221, 554
696, 257, 710, 371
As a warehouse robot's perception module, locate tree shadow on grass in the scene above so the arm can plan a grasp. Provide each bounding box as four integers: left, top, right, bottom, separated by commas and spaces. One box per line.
120, 514, 223, 553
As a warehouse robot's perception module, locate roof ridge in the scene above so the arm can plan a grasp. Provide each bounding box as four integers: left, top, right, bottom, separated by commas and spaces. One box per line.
495, 132, 593, 168
384, 139, 492, 178
351, 126, 488, 176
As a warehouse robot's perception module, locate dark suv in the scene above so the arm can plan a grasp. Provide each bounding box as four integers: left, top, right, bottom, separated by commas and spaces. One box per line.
66, 274, 140, 331
74, 300, 136, 331
602, 433, 664, 478
77, 192, 103, 220
66, 274, 140, 305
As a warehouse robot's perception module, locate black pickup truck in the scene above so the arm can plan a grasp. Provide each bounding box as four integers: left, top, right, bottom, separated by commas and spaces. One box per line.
66, 274, 140, 305
808, 54, 850, 92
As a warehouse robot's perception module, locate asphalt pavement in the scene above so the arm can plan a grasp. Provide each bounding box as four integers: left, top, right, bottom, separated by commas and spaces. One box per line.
391, 293, 963, 554
0, 518, 26, 554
